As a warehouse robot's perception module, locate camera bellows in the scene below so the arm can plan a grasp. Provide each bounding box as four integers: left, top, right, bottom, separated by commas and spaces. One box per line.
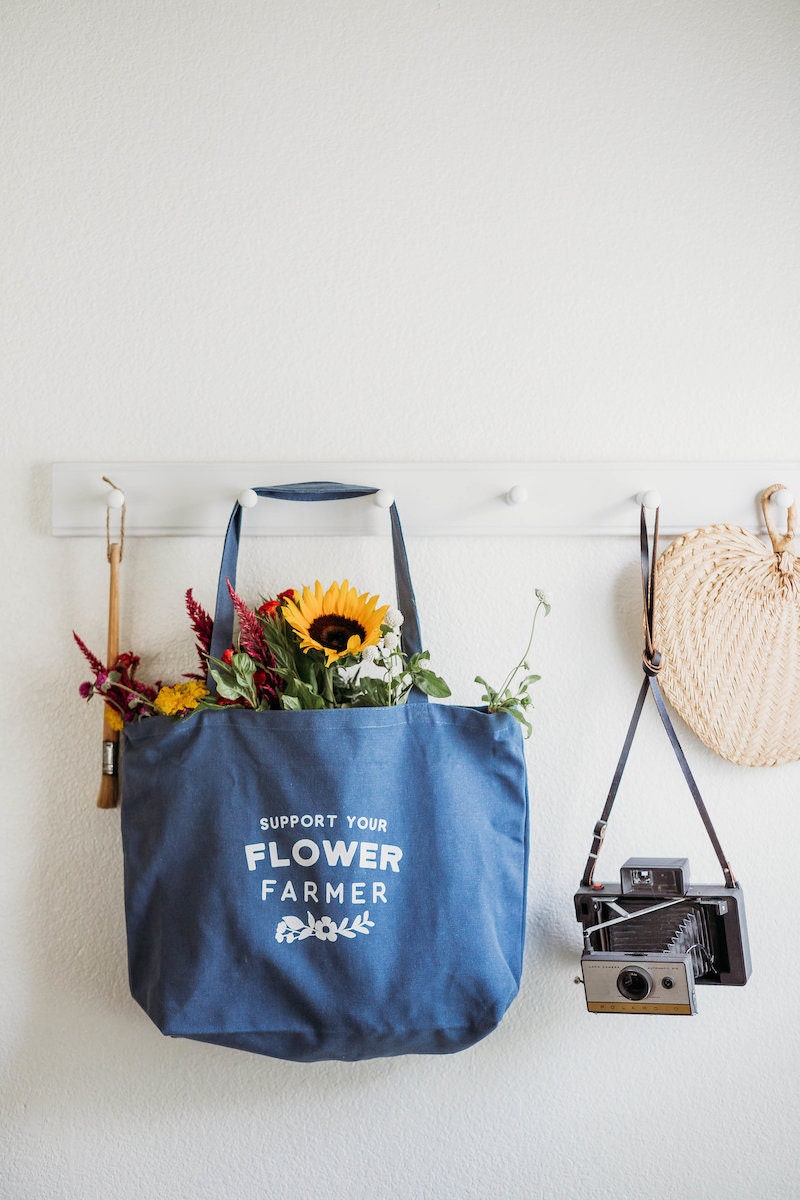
606, 904, 715, 982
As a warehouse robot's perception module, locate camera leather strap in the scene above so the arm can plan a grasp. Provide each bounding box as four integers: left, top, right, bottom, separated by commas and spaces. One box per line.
580, 506, 738, 890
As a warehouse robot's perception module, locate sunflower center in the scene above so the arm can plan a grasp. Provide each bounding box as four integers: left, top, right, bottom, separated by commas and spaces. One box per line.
308, 615, 367, 652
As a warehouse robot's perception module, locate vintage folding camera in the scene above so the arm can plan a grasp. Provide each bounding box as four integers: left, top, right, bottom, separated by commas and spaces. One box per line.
575, 858, 751, 1014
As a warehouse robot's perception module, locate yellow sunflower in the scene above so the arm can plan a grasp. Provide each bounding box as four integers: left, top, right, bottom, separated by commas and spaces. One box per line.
282, 580, 390, 665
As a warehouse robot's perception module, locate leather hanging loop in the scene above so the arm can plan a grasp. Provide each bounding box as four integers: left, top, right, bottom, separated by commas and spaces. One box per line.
102, 474, 126, 564
579, 501, 738, 891
642, 648, 662, 677
640, 504, 662, 675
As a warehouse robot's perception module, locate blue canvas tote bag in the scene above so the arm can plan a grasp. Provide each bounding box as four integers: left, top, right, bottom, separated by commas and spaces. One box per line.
121, 483, 530, 1062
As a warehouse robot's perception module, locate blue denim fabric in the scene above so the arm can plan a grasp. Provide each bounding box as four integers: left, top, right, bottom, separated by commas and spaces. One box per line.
122, 702, 529, 1061
119, 484, 529, 1061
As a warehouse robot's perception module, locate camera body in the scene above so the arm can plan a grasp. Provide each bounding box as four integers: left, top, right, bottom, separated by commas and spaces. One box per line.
575, 857, 751, 1015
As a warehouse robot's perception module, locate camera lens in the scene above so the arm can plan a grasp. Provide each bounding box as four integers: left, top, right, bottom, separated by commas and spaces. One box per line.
617, 968, 652, 1002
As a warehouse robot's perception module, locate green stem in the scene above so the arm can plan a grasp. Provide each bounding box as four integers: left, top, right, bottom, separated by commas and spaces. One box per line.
100, 679, 157, 712
494, 598, 544, 701
322, 666, 335, 707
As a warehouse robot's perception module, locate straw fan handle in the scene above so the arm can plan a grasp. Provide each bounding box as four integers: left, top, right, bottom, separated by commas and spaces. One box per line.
761, 484, 797, 555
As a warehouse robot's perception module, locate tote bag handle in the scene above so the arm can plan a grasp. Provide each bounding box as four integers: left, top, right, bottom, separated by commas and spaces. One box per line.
208, 482, 424, 698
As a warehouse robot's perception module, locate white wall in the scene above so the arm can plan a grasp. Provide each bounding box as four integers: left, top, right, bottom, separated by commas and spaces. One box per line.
3, 3, 800, 1197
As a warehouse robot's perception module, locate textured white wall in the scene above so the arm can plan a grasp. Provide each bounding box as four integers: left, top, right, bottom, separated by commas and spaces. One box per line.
3, 3, 800, 1197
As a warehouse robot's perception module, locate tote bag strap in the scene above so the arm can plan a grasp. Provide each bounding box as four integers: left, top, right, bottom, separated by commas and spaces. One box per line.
208, 482, 425, 701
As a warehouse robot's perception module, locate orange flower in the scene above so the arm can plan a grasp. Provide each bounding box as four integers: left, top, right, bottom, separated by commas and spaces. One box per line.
105, 706, 124, 732
154, 680, 208, 716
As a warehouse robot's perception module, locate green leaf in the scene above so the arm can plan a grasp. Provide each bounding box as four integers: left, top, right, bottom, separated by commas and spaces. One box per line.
505, 705, 533, 737
231, 652, 257, 680
211, 676, 247, 702
474, 675, 499, 705
348, 676, 391, 707
411, 668, 451, 698
216, 682, 245, 703
285, 679, 327, 710
298, 652, 319, 687
206, 655, 258, 706
207, 655, 236, 679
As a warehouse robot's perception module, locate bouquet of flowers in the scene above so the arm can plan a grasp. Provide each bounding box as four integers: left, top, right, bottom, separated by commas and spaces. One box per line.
75, 579, 550, 736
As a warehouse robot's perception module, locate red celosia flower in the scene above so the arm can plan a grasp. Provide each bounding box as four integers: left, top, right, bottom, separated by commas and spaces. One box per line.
227, 580, 275, 667
73, 631, 105, 675
185, 589, 214, 674
222, 582, 284, 708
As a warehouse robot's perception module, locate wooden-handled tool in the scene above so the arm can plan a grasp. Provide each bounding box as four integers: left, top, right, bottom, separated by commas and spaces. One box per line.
97, 480, 125, 809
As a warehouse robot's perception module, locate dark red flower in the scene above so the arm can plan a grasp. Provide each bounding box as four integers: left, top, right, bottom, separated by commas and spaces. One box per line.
228, 581, 268, 661
74, 635, 157, 718
185, 589, 214, 673
258, 589, 295, 619
115, 652, 140, 672
73, 631, 105, 674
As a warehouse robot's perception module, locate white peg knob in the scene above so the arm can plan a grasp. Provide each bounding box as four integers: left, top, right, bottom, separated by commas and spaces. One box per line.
773, 487, 795, 510
373, 489, 394, 509
505, 485, 528, 506
105, 487, 125, 509
238, 489, 258, 509
636, 489, 662, 510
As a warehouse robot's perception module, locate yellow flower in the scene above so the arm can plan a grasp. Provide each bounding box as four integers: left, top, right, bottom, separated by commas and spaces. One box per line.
282, 580, 390, 666
105, 706, 124, 732
154, 680, 209, 716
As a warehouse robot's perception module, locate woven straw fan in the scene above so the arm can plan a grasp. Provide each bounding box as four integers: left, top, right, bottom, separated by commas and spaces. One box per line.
654, 483, 800, 767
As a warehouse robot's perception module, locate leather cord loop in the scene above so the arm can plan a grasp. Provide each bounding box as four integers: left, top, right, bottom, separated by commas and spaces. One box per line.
642, 649, 662, 676
640, 505, 661, 674
580, 504, 737, 891
102, 474, 125, 563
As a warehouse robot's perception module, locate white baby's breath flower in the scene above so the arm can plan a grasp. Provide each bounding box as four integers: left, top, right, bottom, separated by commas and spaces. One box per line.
381, 631, 400, 652
361, 644, 380, 663
385, 608, 404, 629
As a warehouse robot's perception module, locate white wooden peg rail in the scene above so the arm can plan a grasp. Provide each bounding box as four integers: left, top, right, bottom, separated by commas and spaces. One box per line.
51, 462, 800, 539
